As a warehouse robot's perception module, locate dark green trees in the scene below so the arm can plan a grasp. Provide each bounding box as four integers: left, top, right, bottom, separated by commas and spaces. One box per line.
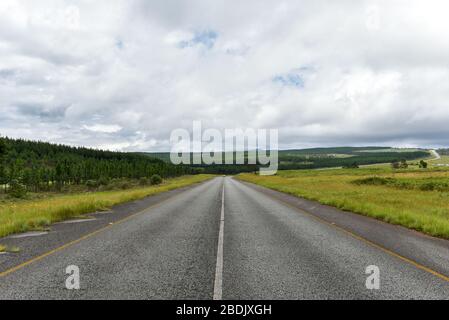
419, 160, 428, 169
0, 137, 192, 193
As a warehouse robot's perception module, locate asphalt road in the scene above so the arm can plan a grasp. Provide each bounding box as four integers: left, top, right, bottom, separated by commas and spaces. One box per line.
0, 177, 448, 299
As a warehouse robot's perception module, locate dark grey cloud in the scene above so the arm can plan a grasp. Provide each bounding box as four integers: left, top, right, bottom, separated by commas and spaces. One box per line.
15, 103, 68, 121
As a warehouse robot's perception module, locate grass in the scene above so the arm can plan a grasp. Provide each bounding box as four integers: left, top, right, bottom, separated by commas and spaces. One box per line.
429, 155, 449, 166
237, 167, 449, 239
0, 244, 20, 253
353, 176, 449, 191
0, 174, 213, 239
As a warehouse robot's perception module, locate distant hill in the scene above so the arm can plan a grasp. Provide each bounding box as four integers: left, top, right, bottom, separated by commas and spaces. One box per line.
278, 146, 387, 155
142, 147, 430, 173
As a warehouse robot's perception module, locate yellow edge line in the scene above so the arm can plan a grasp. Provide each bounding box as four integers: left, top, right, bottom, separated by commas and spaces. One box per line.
244, 180, 449, 284
0, 180, 210, 278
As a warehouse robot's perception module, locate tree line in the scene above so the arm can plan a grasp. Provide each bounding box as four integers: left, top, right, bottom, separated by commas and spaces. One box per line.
277, 151, 430, 170
0, 137, 194, 193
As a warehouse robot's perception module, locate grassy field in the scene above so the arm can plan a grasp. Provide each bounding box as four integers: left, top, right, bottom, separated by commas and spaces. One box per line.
429, 155, 449, 166
0, 174, 213, 240
238, 167, 449, 239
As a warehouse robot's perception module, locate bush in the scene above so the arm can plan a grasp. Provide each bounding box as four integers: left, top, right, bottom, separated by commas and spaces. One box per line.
391, 160, 408, 169
419, 181, 449, 192
391, 161, 400, 169
344, 162, 359, 169
8, 179, 27, 198
150, 174, 162, 185
419, 160, 428, 169
139, 177, 149, 186
85, 180, 99, 190
400, 159, 408, 169
119, 181, 131, 190
102, 179, 130, 190
420, 182, 436, 191
98, 177, 110, 186
353, 176, 394, 186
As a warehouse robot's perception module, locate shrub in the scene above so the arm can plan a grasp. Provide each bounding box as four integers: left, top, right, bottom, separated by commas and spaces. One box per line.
120, 181, 131, 190
150, 174, 162, 185
391, 161, 400, 169
419, 160, 428, 169
139, 177, 149, 186
344, 162, 359, 169
420, 182, 436, 191
419, 182, 449, 192
8, 179, 27, 198
98, 177, 110, 186
85, 180, 99, 190
352, 176, 394, 186
400, 159, 408, 169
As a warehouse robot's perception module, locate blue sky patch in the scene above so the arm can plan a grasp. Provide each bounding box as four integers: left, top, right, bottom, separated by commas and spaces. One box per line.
178, 30, 218, 49
272, 72, 305, 88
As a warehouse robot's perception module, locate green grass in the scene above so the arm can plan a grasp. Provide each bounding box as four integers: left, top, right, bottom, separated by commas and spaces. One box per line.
0, 244, 20, 253
429, 155, 449, 166
237, 167, 449, 239
0, 174, 213, 239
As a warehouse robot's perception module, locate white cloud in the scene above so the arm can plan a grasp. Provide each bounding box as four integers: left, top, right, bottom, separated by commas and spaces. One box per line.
83, 124, 122, 133
1, 0, 449, 150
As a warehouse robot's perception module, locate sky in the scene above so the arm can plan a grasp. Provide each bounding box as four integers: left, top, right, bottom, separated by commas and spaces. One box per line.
1, 0, 449, 151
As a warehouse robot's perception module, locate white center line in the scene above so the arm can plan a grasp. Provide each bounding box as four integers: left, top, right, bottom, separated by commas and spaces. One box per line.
213, 179, 225, 300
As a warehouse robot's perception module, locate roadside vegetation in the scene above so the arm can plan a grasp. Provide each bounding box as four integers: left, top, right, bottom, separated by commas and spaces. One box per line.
0, 137, 196, 195
0, 245, 19, 253
0, 174, 213, 239
238, 166, 449, 239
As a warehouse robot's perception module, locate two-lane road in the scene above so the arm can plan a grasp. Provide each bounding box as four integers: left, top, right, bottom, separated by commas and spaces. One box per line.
0, 177, 448, 299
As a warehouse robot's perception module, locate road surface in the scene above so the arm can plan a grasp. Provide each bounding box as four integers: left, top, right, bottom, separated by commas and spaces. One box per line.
0, 177, 448, 299
430, 149, 441, 161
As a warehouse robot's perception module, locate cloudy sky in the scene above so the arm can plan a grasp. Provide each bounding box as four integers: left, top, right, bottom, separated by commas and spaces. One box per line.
1, 0, 449, 151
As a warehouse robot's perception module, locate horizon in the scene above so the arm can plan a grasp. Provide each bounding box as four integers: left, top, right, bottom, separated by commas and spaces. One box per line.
0, 135, 439, 153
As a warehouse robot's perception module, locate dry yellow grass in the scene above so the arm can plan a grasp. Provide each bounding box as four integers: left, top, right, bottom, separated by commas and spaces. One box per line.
0, 174, 213, 238
238, 168, 449, 239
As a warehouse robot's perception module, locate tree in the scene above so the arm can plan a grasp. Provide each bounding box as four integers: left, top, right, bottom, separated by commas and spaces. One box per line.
150, 174, 162, 185
0, 138, 6, 158
0, 138, 8, 193
400, 159, 408, 169
391, 161, 400, 169
0, 137, 192, 194
8, 179, 27, 198
419, 160, 428, 169
344, 162, 359, 169
0, 164, 7, 193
